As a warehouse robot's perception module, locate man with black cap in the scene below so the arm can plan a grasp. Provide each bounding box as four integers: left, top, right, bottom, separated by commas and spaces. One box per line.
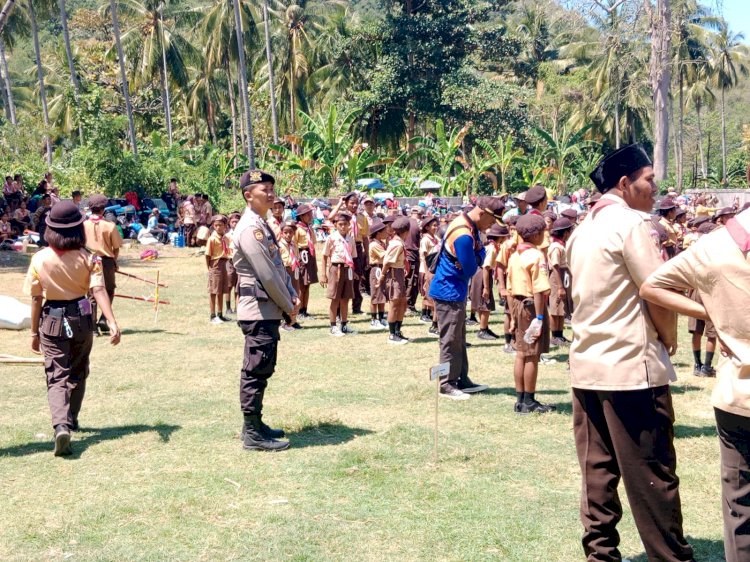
233, 169, 298, 451
566, 144, 694, 561
428, 196, 505, 399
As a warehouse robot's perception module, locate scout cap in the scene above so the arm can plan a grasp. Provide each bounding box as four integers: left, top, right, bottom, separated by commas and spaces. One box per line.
589, 143, 652, 193
561, 208, 578, 220
46, 201, 85, 228
714, 206, 736, 220
692, 216, 710, 227
88, 194, 108, 209
420, 216, 438, 231
513, 191, 527, 202
362, 195, 374, 204
550, 217, 574, 233
658, 197, 677, 211
296, 203, 313, 217
281, 220, 297, 231
516, 214, 546, 240
698, 222, 717, 234
486, 223, 507, 239
476, 196, 505, 219
392, 216, 411, 232
505, 214, 519, 226
382, 215, 397, 225
240, 169, 275, 190
370, 221, 386, 236
525, 185, 547, 205
675, 207, 687, 217
273, 197, 285, 205
543, 210, 557, 221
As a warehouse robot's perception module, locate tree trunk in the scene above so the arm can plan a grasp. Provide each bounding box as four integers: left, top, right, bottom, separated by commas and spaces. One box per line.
58, 0, 83, 141
159, 6, 172, 146
28, 0, 52, 165
720, 85, 727, 184
648, 0, 671, 181
677, 70, 684, 191
0, 58, 8, 121
207, 97, 217, 144
695, 103, 706, 183
231, 0, 254, 166
110, 0, 138, 155
262, 0, 278, 144
0, 0, 16, 35
0, 37, 15, 125
226, 63, 237, 156
614, 98, 620, 149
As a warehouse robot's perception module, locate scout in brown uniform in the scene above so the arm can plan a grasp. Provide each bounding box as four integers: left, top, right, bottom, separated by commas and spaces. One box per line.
368, 221, 388, 330
225, 212, 242, 314
205, 214, 232, 324
506, 214, 553, 414
279, 220, 302, 330
268, 198, 285, 240
84, 194, 122, 335
233, 170, 298, 452
567, 144, 694, 562
331, 192, 369, 314
547, 217, 574, 346
321, 211, 358, 337
641, 207, 750, 562
294, 203, 318, 319
715, 206, 737, 226
497, 219, 517, 354
657, 197, 680, 258
471, 224, 504, 341
24, 201, 121, 456
376, 216, 410, 344
418, 216, 439, 334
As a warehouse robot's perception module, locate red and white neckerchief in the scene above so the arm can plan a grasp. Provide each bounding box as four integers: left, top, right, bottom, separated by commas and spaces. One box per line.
220, 234, 229, 257
88, 214, 103, 242
351, 215, 360, 240
726, 217, 750, 252
517, 242, 536, 254
333, 231, 355, 268
529, 209, 542, 216
298, 221, 315, 256
289, 244, 300, 271
426, 232, 438, 249
551, 236, 566, 248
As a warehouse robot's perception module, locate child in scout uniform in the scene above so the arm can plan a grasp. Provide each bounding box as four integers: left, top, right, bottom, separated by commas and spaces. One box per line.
714, 206, 736, 226
23, 201, 121, 456
472, 224, 505, 340
83, 194, 123, 335
279, 220, 302, 331
295, 203, 318, 319
507, 214, 554, 414
377, 216, 410, 344
368, 220, 389, 330
418, 216, 439, 327
548, 217, 574, 346
497, 220, 517, 354
268, 198, 285, 240
640, 207, 750, 562
321, 211, 357, 336
225, 212, 241, 314
205, 214, 232, 324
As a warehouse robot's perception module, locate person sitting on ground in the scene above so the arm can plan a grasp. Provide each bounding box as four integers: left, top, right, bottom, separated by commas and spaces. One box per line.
147, 208, 168, 244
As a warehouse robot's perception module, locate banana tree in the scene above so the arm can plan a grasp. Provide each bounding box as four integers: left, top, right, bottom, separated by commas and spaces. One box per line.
341, 144, 380, 189
476, 134, 523, 193
534, 123, 593, 195
410, 119, 471, 195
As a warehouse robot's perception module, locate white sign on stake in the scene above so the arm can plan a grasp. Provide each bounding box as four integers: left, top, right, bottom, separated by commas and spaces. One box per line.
430, 362, 450, 381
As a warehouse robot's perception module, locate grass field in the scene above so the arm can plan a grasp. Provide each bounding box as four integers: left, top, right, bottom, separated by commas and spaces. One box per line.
0, 244, 726, 561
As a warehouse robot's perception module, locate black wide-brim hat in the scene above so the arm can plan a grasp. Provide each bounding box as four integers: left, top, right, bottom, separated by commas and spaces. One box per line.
590, 143, 652, 193
46, 201, 84, 229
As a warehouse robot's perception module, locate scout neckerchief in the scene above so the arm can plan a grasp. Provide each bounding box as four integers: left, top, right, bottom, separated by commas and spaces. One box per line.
517, 242, 536, 254
351, 214, 360, 241
219, 232, 229, 258
297, 220, 316, 256
551, 235, 566, 248
332, 230, 355, 269
88, 214, 104, 242
725, 217, 750, 252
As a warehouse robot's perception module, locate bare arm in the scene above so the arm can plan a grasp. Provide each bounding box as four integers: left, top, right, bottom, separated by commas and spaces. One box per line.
640, 282, 709, 321
482, 266, 491, 300
92, 286, 121, 345
643, 299, 679, 356
533, 292, 545, 318
30, 295, 42, 353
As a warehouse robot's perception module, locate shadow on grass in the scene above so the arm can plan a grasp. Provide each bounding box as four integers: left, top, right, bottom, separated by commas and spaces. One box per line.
121, 328, 187, 336
630, 536, 725, 562
675, 424, 717, 439
0, 423, 181, 459
482, 387, 570, 397
288, 422, 373, 449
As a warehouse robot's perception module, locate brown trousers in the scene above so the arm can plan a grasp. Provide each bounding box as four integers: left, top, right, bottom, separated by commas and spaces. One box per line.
405, 254, 420, 308
572, 386, 694, 562
40, 313, 94, 428
716, 407, 750, 562
434, 299, 468, 386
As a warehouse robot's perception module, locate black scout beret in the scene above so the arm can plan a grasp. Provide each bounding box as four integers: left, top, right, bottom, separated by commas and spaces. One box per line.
240, 169, 275, 190
589, 143, 652, 193
525, 185, 547, 205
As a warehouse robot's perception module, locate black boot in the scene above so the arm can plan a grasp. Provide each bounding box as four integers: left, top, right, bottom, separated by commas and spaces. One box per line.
96, 315, 110, 335
242, 414, 290, 451
242, 415, 285, 439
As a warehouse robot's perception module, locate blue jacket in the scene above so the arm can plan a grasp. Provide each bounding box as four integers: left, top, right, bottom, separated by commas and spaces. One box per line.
428, 214, 485, 302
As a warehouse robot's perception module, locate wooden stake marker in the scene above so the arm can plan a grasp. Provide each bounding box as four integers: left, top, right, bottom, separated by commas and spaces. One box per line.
429, 362, 450, 463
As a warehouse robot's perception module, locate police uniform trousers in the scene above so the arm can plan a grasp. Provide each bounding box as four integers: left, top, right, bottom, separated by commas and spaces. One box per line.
405, 250, 420, 308
434, 298, 468, 386
239, 320, 281, 415
716, 407, 750, 562
352, 241, 366, 312
40, 300, 94, 428
572, 386, 694, 562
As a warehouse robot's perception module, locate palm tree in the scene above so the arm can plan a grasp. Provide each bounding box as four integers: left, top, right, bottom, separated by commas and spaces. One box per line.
685, 73, 715, 184
514, 4, 558, 100
106, 0, 138, 154
184, 65, 222, 143
57, 0, 82, 140
26, 0, 52, 163
231, 0, 255, 165
261, 0, 278, 143
707, 21, 749, 183
0, 8, 26, 126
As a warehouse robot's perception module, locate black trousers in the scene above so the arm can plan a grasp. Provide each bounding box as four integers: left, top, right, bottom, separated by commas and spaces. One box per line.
352, 242, 366, 312
434, 299, 468, 385
572, 386, 694, 562
716, 407, 750, 562
405, 255, 420, 308
239, 320, 280, 415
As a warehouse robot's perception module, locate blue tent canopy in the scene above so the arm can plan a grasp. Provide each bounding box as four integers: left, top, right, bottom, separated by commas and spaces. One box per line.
357, 178, 385, 190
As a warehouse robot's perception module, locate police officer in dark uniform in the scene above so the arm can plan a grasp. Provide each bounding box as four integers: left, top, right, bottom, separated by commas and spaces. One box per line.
233, 170, 299, 451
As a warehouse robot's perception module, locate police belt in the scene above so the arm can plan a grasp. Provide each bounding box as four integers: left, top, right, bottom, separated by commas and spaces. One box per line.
237, 285, 268, 299
44, 297, 88, 316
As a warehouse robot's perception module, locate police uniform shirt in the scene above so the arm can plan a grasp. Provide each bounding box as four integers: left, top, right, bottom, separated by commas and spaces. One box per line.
566, 193, 676, 391
24, 248, 105, 300
646, 212, 750, 417
232, 208, 297, 321
507, 245, 549, 298
84, 216, 122, 259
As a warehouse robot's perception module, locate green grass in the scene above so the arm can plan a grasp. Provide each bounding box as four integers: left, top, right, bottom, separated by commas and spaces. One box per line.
0, 245, 726, 561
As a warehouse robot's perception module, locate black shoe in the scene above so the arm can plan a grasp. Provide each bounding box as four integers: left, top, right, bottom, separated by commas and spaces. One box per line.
465, 341, 473, 348
257, 416, 285, 439
427, 325, 439, 337
53, 425, 72, 456
419, 314, 432, 324
514, 402, 522, 414
700, 365, 716, 377
352, 309, 364, 315
465, 318, 479, 326
456, 378, 488, 393
477, 329, 495, 341
242, 415, 290, 451
693, 364, 704, 376
485, 328, 501, 339
70, 419, 79, 432
291, 323, 303, 330
396, 331, 409, 342
96, 318, 110, 334
520, 400, 556, 414
217, 314, 231, 322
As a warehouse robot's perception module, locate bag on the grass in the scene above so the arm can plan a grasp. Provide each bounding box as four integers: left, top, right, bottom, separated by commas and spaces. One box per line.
0, 296, 32, 330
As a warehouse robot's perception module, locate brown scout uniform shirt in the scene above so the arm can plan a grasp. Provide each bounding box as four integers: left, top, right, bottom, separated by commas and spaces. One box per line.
84, 216, 122, 259
566, 193, 676, 390
647, 210, 750, 417
506, 245, 549, 298
24, 248, 105, 300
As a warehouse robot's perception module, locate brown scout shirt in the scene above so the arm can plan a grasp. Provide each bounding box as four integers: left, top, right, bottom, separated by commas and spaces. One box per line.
646, 210, 750, 417
24, 248, 105, 300
566, 193, 676, 390
84, 216, 122, 259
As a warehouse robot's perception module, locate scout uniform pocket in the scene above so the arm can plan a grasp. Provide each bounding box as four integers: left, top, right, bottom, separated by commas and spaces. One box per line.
40, 308, 64, 338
